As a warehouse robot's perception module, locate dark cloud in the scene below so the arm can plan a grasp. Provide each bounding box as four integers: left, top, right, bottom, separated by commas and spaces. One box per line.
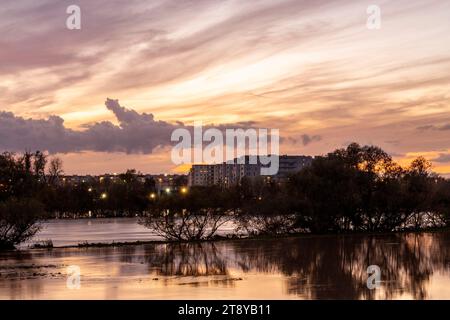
284, 134, 322, 146
0, 99, 285, 154
301, 134, 321, 146
0, 99, 185, 154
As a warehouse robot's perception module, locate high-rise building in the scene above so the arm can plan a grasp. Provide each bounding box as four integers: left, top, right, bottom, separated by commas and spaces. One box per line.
188, 155, 313, 186
277, 155, 313, 178
187, 164, 216, 186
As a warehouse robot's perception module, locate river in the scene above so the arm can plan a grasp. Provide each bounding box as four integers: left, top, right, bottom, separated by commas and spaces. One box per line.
0, 218, 449, 299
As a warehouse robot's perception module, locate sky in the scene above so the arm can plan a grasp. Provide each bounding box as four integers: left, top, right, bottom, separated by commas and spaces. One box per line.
1, 0, 450, 176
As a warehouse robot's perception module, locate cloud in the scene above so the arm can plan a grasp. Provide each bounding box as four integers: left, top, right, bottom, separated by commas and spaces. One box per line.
1, 0, 450, 174
433, 153, 450, 163
438, 125, 450, 131
417, 124, 450, 131
0, 99, 284, 154
0, 99, 185, 154
417, 125, 435, 131
301, 134, 322, 146
284, 134, 322, 146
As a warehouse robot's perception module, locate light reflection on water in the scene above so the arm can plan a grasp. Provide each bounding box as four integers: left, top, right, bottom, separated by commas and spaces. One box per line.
25, 218, 236, 247
1, 231, 449, 299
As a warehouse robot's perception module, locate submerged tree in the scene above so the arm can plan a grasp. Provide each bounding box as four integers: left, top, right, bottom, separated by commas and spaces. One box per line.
139, 187, 234, 241
0, 198, 45, 249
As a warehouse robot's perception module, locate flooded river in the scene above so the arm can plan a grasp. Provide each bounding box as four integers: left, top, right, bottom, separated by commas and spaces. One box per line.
24, 218, 236, 247
0, 221, 449, 299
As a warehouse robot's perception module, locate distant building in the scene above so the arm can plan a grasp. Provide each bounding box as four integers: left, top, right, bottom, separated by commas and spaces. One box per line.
151, 174, 187, 194
59, 175, 96, 185
277, 155, 313, 178
58, 173, 188, 194
188, 165, 215, 187
214, 162, 261, 187
188, 155, 313, 187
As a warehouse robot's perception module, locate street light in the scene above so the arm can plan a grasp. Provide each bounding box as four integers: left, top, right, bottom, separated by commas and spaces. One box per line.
149, 193, 156, 199
101, 192, 107, 199
165, 188, 171, 194
180, 187, 188, 194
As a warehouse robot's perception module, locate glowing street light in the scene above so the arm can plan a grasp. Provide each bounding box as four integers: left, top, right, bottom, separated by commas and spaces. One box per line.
88, 187, 93, 192
101, 193, 107, 199
149, 193, 156, 199
180, 187, 188, 194
165, 188, 171, 194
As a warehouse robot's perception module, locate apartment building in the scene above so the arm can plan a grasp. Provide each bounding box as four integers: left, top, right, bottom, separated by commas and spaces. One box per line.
188, 155, 313, 186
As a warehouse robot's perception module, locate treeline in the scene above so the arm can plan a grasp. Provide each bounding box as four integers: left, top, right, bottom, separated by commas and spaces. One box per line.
1, 144, 450, 248
0, 151, 187, 219
142, 144, 450, 239
237, 143, 450, 234
0, 151, 169, 248
0, 151, 49, 248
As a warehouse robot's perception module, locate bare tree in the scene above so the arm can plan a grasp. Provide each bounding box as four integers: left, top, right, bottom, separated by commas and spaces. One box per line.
140, 209, 232, 241
48, 157, 64, 184
33, 151, 47, 182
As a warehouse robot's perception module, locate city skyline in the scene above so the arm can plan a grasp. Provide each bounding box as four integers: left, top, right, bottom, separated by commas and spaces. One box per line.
1, 0, 450, 176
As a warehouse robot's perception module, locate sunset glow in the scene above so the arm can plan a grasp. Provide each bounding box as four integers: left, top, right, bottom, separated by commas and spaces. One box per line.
1, 0, 450, 175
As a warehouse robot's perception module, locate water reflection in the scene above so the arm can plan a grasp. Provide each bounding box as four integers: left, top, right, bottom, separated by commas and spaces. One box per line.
143, 243, 228, 277
230, 233, 450, 299
0, 232, 449, 299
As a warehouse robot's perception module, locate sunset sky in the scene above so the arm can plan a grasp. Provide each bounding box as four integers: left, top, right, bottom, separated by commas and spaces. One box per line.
1, 0, 450, 176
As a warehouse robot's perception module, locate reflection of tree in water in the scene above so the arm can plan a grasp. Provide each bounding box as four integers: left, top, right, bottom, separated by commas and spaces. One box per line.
231, 232, 450, 299
111, 232, 449, 299
142, 243, 228, 277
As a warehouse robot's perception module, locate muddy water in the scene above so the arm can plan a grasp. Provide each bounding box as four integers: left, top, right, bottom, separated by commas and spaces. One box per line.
25, 218, 236, 247
1, 231, 449, 299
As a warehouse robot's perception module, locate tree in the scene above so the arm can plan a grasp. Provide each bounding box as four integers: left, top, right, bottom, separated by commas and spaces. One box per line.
33, 151, 47, 182
139, 187, 234, 241
0, 198, 45, 249
48, 157, 64, 185
287, 143, 447, 233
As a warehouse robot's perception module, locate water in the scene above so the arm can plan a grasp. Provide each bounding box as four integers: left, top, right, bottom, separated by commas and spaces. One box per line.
27, 218, 161, 247
1, 226, 449, 299
25, 218, 236, 247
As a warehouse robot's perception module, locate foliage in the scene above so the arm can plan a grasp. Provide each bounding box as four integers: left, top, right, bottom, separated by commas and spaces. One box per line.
0, 198, 45, 249
0, 144, 449, 246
